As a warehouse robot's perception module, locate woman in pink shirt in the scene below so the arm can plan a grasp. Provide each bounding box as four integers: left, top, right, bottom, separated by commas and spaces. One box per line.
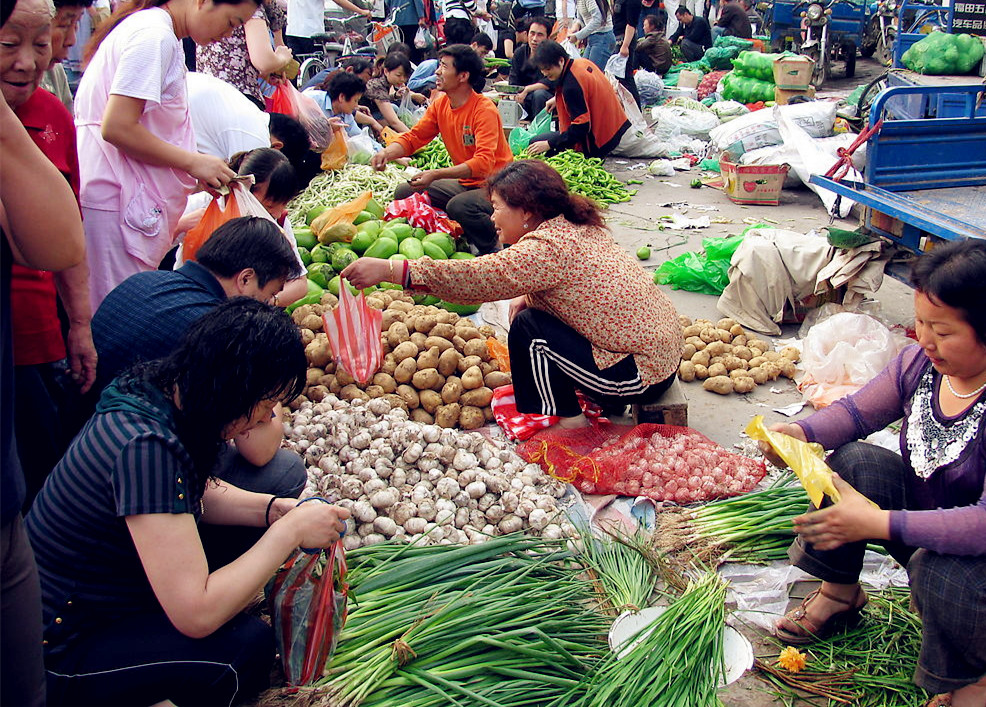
76, 0, 261, 309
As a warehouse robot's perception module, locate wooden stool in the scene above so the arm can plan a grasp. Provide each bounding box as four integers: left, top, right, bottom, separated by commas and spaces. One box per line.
631, 378, 688, 426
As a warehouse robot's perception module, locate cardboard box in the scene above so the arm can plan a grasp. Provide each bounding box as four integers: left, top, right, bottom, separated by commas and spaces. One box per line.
720, 154, 789, 205
774, 85, 817, 105
773, 55, 814, 90
677, 69, 702, 89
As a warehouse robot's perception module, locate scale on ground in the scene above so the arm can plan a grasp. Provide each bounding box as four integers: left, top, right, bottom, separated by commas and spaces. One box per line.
493, 83, 525, 130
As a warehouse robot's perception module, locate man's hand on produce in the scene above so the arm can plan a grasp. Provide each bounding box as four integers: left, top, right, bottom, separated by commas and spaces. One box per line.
793, 475, 889, 550
66, 325, 98, 394
758, 422, 807, 469
526, 140, 550, 156
341, 257, 392, 290
190, 153, 235, 189
545, 97, 556, 112
370, 150, 390, 171
409, 170, 438, 188
508, 295, 528, 323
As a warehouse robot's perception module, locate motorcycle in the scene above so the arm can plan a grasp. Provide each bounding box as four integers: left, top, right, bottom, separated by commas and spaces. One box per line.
799, 0, 864, 86
861, 0, 897, 65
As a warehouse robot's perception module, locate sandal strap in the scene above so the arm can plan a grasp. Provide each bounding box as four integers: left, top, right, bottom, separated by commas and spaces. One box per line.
817, 586, 859, 608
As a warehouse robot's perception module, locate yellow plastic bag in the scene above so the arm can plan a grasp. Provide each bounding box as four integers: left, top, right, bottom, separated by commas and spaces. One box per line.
745, 415, 840, 507
320, 126, 348, 171
310, 191, 373, 241
379, 127, 402, 146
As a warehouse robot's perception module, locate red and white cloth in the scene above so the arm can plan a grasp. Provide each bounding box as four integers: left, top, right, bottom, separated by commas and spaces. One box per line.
490, 384, 605, 441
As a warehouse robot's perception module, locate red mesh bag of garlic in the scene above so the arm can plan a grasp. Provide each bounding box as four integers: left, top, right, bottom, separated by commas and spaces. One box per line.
518, 423, 766, 503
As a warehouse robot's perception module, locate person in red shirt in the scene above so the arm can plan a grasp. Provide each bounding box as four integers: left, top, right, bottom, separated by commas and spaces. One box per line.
527, 40, 631, 158
2, 0, 97, 509
370, 44, 513, 254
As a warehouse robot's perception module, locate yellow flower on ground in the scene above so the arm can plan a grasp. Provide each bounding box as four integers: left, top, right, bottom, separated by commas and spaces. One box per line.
778, 646, 808, 673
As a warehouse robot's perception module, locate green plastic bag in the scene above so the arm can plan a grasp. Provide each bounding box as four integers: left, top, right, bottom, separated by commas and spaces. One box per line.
702, 233, 744, 261
654, 251, 730, 295
508, 109, 553, 154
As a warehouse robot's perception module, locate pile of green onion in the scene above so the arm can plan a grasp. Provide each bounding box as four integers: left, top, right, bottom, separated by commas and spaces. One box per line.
320, 535, 611, 707
577, 529, 661, 614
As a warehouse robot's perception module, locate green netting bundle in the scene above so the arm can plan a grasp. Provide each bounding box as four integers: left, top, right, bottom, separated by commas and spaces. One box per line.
901, 31, 985, 75
721, 71, 777, 103
731, 51, 786, 81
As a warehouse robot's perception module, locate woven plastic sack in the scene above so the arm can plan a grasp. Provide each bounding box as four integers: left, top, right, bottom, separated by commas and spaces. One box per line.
322, 280, 383, 384
518, 422, 766, 502
268, 539, 348, 686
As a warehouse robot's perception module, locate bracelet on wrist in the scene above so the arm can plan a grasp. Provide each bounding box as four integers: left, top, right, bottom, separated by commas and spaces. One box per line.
265, 495, 279, 527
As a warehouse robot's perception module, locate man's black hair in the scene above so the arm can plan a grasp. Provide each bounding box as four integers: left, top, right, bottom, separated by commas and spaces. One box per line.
438, 43, 487, 93
532, 39, 569, 69
675, 6, 693, 16
528, 16, 552, 33
327, 71, 366, 101
471, 31, 494, 52
515, 16, 532, 33
53, 0, 95, 8
267, 112, 309, 172
196, 216, 303, 286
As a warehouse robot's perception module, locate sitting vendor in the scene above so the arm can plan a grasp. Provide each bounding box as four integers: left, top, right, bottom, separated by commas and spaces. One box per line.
343, 160, 683, 425
26, 298, 350, 706
369, 45, 512, 255
508, 16, 554, 119
363, 53, 428, 133
669, 7, 712, 61
636, 13, 673, 74
526, 41, 630, 158
762, 239, 986, 707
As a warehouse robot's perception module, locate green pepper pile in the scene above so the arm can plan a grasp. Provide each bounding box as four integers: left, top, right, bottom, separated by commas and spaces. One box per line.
411, 138, 454, 170
521, 149, 636, 205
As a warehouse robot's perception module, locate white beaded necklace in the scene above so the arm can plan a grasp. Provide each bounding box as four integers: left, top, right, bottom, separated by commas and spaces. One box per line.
944, 375, 986, 400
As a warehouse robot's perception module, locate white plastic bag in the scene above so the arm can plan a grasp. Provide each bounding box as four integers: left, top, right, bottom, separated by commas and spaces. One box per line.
397, 91, 426, 128
708, 100, 838, 155
798, 311, 910, 408
346, 129, 379, 164
634, 70, 664, 106
607, 76, 666, 157
605, 53, 628, 79
414, 25, 435, 50
560, 38, 581, 60
650, 106, 721, 140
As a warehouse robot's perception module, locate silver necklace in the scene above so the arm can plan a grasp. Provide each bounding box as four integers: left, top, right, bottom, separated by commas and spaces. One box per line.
944, 375, 986, 399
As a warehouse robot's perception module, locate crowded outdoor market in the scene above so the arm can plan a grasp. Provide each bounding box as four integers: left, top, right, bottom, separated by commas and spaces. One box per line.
0, 0, 984, 702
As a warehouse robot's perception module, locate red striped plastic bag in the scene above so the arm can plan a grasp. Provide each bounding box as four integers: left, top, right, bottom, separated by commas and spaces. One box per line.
322, 279, 383, 384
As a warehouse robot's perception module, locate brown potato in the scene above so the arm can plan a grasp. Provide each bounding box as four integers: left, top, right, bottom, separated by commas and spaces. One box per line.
484, 371, 511, 389
457, 355, 482, 374
780, 361, 797, 379
328, 377, 342, 394
305, 368, 324, 387
722, 356, 747, 372
340, 384, 369, 401
732, 334, 748, 348
409, 332, 427, 351
780, 346, 801, 363
291, 305, 314, 324
681, 343, 697, 361
699, 327, 719, 343
682, 324, 702, 338
396, 384, 420, 409
381, 353, 398, 376
435, 403, 462, 428
410, 409, 435, 424
694, 364, 709, 380
365, 296, 386, 310
463, 338, 489, 360
452, 335, 467, 352
395, 357, 417, 384
417, 346, 441, 370
365, 384, 386, 398
729, 368, 752, 381
419, 389, 443, 414
461, 365, 484, 390
716, 318, 737, 331
373, 373, 398, 393
748, 338, 772, 353
708, 362, 728, 378
429, 322, 456, 340
381, 309, 404, 330
414, 316, 437, 334
729, 323, 745, 337
705, 341, 729, 357
733, 377, 756, 394
388, 300, 413, 313
460, 387, 494, 407
307, 385, 329, 402
732, 346, 753, 361
335, 367, 356, 387
748, 356, 767, 369
717, 328, 732, 343
678, 361, 697, 382
691, 350, 711, 368
412, 368, 442, 391
749, 367, 768, 385
317, 373, 335, 388
305, 339, 331, 369
703, 376, 734, 395
392, 341, 418, 362
300, 329, 315, 346
424, 336, 454, 352
761, 362, 781, 380
387, 322, 411, 348
763, 351, 783, 362
441, 377, 463, 404
459, 406, 485, 430
679, 315, 693, 328
300, 314, 323, 332
438, 348, 461, 377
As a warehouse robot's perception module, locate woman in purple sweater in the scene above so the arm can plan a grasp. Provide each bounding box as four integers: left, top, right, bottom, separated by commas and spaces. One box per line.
765, 239, 986, 707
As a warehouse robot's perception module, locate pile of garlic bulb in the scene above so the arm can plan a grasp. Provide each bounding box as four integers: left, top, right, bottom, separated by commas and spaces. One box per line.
285, 395, 577, 549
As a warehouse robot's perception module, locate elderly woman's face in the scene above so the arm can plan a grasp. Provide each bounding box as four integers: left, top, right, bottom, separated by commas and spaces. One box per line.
0, 0, 52, 109
914, 290, 986, 382
490, 191, 531, 245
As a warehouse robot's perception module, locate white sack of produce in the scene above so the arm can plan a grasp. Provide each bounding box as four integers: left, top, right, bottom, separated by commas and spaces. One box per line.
741, 133, 867, 190
650, 105, 722, 141
798, 311, 912, 409
709, 100, 838, 156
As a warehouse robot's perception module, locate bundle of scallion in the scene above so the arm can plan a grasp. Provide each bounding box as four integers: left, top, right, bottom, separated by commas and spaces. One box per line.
318, 535, 611, 707
658, 477, 805, 565
567, 572, 729, 707
577, 529, 661, 614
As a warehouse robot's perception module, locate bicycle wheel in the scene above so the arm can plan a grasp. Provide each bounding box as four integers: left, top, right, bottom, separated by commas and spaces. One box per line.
299, 56, 327, 88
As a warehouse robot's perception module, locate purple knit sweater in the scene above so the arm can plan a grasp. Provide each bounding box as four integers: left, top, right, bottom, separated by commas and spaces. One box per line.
797, 344, 986, 556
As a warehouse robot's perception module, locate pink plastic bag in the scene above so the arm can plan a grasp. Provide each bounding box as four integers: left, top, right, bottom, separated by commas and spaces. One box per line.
322, 279, 383, 384
270, 81, 334, 151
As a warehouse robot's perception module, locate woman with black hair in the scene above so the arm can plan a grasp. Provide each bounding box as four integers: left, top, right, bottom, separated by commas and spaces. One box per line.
762, 239, 986, 707
344, 159, 682, 426
363, 52, 428, 133
26, 298, 350, 707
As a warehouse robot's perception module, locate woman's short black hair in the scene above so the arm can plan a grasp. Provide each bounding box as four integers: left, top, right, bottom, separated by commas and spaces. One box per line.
327, 71, 366, 101
438, 44, 487, 93
912, 239, 986, 343
532, 40, 569, 69
267, 112, 310, 171
142, 297, 306, 488
196, 216, 303, 286
383, 52, 412, 75
231, 147, 300, 206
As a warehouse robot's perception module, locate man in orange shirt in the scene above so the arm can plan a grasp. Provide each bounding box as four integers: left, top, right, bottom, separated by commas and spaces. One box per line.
370, 44, 513, 254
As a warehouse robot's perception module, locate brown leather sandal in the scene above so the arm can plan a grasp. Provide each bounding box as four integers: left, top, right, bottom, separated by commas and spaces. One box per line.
924, 694, 951, 707
775, 586, 868, 645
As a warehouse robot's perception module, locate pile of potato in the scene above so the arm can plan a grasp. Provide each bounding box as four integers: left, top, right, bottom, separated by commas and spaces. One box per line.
676, 316, 800, 395
290, 291, 512, 428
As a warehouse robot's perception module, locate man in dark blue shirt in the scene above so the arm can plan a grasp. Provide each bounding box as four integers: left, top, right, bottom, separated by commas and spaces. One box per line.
669, 7, 712, 60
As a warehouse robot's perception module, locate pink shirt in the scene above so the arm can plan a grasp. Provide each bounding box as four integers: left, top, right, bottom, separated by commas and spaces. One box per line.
75, 7, 197, 267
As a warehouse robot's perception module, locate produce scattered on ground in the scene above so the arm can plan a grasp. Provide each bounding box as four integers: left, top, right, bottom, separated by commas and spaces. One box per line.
315, 536, 611, 706
657, 475, 803, 564
519, 149, 636, 205
573, 571, 728, 707
284, 395, 575, 548
676, 316, 799, 394
291, 291, 510, 429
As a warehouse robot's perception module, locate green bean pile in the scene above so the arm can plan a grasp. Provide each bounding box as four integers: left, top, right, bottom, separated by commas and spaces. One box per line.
520, 149, 637, 205
288, 164, 412, 227
410, 138, 453, 170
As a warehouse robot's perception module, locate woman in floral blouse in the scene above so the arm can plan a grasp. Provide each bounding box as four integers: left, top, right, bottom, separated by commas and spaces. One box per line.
343, 159, 683, 427
196, 0, 292, 107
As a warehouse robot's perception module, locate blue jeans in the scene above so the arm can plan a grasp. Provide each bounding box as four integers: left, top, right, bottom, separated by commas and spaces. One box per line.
583, 30, 616, 70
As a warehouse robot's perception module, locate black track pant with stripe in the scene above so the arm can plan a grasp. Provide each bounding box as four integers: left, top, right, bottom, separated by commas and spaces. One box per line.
508, 308, 674, 417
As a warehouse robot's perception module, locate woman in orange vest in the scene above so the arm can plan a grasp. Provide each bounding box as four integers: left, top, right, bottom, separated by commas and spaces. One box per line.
526, 40, 630, 158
